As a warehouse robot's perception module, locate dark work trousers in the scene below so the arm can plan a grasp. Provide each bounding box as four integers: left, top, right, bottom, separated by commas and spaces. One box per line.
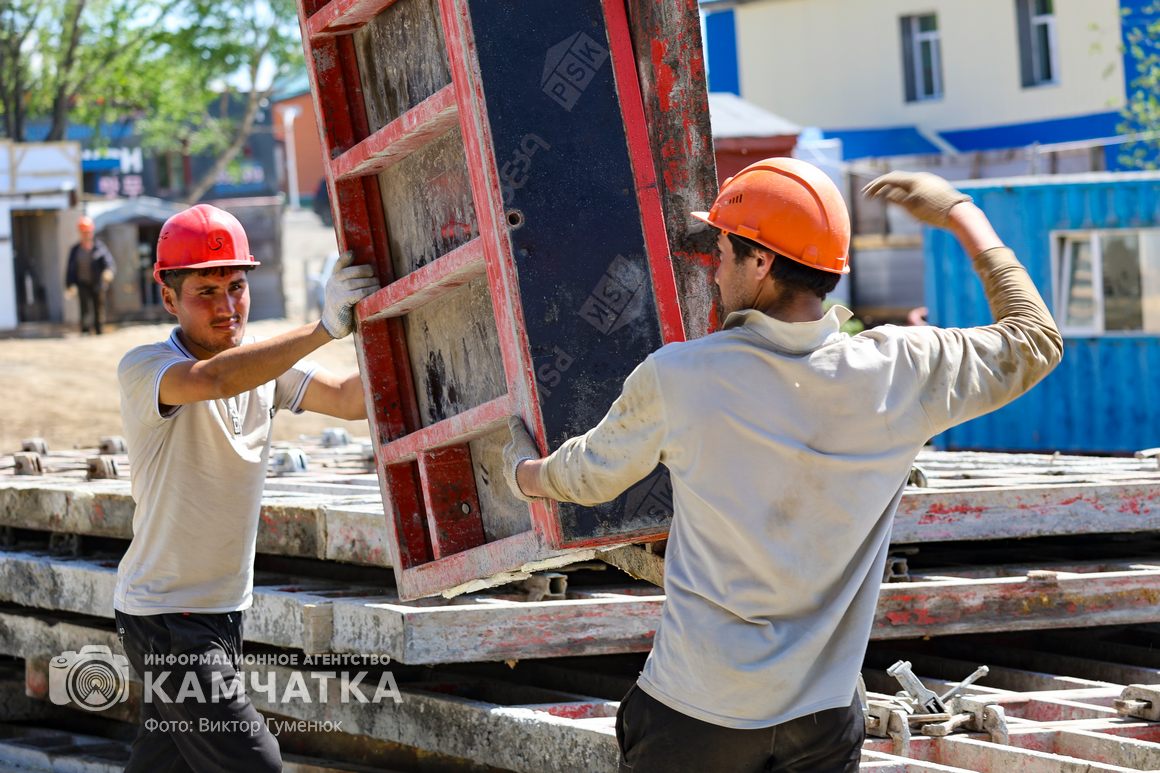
115, 610, 282, 773
76, 281, 105, 334
616, 683, 864, 772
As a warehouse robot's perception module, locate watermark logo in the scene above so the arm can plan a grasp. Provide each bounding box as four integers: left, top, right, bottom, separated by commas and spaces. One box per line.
541, 32, 609, 111
141, 652, 402, 707
500, 134, 552, 206
535, 346, 575, 404
49, 645, 130, 712
50, 646, 401, 715
579, 255, 647, 335
624, 469, 673, 521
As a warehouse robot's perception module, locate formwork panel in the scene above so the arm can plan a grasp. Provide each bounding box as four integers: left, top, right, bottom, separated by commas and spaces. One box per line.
352, 0, 452, 133
468, 424, 533, 542
402, 276, 503, 427
452, 0, 682, 551
377, 127, 477, 278
299, 0, 694, 598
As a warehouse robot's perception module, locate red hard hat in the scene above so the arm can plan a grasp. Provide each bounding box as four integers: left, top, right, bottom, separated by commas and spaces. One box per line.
153, 204, 259, 284
692, 157, 851, 275
77, 216, 95, 232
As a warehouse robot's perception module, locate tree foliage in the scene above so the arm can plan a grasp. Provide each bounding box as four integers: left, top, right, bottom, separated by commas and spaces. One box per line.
1118, 0, 1160, 169
0, 0, 303, 202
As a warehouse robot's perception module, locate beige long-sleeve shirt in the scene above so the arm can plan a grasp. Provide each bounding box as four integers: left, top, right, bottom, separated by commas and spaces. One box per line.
540, 247, 1062, 728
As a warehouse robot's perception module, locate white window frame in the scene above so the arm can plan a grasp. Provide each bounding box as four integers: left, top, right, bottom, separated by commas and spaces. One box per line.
1053, 228, 1160, 337
1054, 231, 1103, 336
904, 14, 943, 101
1027, 0, 1059, 86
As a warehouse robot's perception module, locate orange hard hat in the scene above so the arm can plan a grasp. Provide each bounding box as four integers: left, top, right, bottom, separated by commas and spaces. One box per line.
153, 204, 259, 284
77, 216, 95, 232
692, 157, 851, 275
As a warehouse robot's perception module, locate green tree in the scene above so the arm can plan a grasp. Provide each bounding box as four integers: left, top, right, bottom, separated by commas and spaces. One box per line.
1118, 1, 1160, 169
0, 0, 180, 142
0, 0, 47, 141
0, 0, 303, 203
147, 0, 303, 202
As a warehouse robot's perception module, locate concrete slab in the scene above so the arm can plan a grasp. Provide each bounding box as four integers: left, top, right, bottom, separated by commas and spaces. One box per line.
5, 550, 1160, 663
6, 610, 1160, 773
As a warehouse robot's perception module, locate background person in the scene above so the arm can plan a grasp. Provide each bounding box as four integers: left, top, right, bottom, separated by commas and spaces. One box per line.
65, 215, 115, 334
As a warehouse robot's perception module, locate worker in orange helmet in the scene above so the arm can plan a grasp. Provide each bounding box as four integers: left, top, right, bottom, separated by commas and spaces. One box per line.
503, 160, 1063, 771
114, 204, 379, 772
64, 215, 115, 334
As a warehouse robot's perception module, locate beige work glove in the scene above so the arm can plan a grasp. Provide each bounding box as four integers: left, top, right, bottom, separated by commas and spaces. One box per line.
322, 250, 380, 339
503, 416, 541, 502
862, 171, 972, 229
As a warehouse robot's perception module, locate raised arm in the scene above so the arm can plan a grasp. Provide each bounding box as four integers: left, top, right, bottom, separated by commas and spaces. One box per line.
160, 322, 336, 406
504, 357, 667, 506
160, 252, 379, 406
863, 171, 1064, 432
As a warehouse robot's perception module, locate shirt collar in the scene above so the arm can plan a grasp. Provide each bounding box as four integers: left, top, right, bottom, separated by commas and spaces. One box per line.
722, 305, 853, 353
168, 327, 194, 359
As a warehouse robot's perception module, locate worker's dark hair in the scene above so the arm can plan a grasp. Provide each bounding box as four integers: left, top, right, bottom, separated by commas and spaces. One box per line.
161, 265, 254, 294
727, 232, 841, 300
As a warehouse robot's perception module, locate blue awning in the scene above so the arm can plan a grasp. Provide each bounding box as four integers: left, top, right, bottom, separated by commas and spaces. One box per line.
939, 112, 1122, 151
822, 126, 941, 159
82, 158, 121, 173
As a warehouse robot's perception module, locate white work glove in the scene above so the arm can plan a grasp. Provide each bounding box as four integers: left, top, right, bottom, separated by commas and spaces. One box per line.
322, 250, 380, 339
503, 416, 541, 502
862, 171, 972, 229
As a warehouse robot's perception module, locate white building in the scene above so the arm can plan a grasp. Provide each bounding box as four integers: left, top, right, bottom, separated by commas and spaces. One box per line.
0, 142, 81, 330
702, 0, 1149, 164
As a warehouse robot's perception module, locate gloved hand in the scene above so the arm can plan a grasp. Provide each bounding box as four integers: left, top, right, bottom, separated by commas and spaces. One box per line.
322, 250, 380, 339
503, 416, 541, 502
862, 171, 972, 229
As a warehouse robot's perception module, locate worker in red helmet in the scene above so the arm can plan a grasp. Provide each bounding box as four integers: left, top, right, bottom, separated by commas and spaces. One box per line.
113, 204, 379, 772
503, 162, 1063, 771
64, 215, 115, 334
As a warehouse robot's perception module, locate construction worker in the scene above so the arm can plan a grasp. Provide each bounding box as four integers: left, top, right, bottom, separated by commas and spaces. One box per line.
114, 204, 378, 772
64, 215, 115, 334
503, 160, 1063, 772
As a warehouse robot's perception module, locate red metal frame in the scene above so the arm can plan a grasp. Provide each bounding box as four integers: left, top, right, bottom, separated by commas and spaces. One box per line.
438, 0, 579, 554
299, 0, 683, 598
307, 0, 401, 38
331, 86, 459, 182
358, 237, 486, 321
601, 0, 686, 346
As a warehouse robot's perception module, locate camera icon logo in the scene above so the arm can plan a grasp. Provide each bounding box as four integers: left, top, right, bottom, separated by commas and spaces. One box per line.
48, 645, 130, 712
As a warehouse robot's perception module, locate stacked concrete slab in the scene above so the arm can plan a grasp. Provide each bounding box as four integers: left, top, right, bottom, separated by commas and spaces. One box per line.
7, 438, 1160, 770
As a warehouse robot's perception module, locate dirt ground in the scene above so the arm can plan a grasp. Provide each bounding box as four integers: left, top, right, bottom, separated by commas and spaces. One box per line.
0, 209, 372, 455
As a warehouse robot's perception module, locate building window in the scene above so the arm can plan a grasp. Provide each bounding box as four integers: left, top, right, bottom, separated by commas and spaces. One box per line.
1016, 0, 1058, 87
901, 14, 943, 102
1055, 229, 1160, 335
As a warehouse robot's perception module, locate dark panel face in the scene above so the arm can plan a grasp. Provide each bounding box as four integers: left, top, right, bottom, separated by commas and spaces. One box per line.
467, 0, 673, 545
354, 0, 452, 133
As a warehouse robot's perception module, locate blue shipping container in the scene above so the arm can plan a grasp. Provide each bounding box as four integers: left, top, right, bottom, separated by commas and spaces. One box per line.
925, 172, 1160, 453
